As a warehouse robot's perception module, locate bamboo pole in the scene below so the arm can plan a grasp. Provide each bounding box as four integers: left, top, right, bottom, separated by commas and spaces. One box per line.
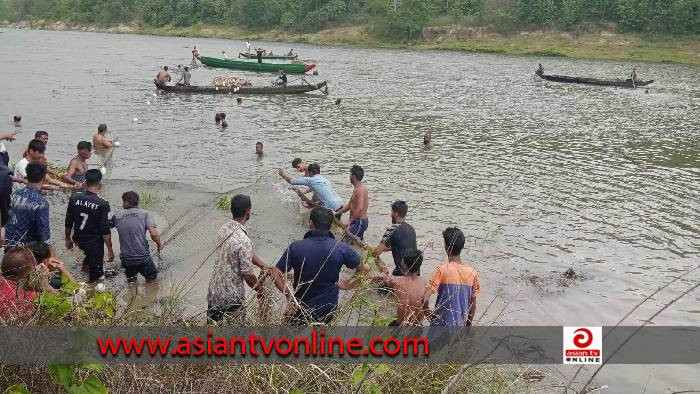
290, 187, 388, 274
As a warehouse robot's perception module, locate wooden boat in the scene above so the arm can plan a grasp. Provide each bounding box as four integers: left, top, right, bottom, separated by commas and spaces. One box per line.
200, 56, 314, 73
239, 52, 298, 60
154, 81, 327, 95
540, 74, 654, 88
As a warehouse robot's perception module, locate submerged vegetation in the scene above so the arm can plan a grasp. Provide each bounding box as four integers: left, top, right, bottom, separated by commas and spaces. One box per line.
215, 194, 231, 211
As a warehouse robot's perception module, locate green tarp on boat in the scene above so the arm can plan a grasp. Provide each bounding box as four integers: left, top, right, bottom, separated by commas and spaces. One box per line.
200, 56, 315, 74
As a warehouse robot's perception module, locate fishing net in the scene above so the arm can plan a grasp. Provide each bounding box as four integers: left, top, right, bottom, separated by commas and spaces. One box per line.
29, 148, 398, 325
210, 76, 252, 88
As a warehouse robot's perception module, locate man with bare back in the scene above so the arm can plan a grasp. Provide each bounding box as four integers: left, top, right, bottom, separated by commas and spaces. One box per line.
335, 165, 369, 240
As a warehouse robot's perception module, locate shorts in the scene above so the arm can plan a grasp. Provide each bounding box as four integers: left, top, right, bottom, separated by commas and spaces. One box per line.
347, 218, 369, 240
123, 256, 158, 281
77, 239, 104, 283
207, 304, 242, 323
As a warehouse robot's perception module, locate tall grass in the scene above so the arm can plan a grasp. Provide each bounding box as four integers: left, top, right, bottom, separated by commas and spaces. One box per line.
0, 247, 541, 393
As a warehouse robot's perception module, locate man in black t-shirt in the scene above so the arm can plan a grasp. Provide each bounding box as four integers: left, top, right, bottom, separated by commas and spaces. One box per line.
65, 169, 114, 282
374, 200, 418, 276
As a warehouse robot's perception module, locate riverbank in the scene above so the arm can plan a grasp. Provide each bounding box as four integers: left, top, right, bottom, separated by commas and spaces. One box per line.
3, 19, 700, 64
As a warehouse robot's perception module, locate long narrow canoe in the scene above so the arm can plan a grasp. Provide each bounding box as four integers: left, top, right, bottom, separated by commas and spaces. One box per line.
154, 81, 327, 95
541, 74, 653, 88
239, 52, 298, 60
200, 56, 314, 74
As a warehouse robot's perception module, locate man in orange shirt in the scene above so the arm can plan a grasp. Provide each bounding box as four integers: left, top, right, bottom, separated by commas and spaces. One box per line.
423, 227, 480, 326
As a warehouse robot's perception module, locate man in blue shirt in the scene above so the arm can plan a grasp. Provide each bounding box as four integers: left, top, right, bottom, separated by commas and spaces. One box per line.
278, 163, 343, 211
271, 207, 366, 325
4, 162, 51, 250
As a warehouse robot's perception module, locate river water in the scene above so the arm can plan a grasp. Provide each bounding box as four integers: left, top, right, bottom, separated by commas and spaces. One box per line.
1, 28, 699, 392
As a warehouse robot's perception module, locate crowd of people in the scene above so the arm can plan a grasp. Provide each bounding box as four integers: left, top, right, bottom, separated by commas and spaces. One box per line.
1, 115, 476, 328
206, 156, 480, 327
0, 117, 164, 318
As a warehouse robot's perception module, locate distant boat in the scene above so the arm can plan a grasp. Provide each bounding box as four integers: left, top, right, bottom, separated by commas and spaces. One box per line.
200, 56, 314, 74
239, 52, 298, 60
154, 81, 327, 95
539, 74, 653, 88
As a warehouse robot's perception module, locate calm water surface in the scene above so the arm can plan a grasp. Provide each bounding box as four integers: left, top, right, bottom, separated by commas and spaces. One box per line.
1, 28, 699, 392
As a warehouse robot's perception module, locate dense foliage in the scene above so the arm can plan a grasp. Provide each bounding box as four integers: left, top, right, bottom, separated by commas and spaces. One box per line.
1, 0, 699, 38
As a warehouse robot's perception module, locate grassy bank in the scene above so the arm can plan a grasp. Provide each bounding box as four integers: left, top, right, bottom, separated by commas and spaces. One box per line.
4, 19, 700, 64
0, 247, 550, 393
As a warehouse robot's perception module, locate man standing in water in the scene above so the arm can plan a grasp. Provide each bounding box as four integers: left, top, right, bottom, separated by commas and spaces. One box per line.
93, 124, 115, 150
110, 191, 163, 283
65, 169, 114, 283
207, 194, 269, 323
373, 200, 417, 276
271, 207, 365, 325
423, 227, 480, 326
278, 163, 343, 211
255, 142, 264, 156
12, 116, 21, 128
335, 165, 369, 240
64, 141, 91, 188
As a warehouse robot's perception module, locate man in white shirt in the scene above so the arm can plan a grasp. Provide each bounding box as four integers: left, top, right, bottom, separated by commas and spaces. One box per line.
14, 139, 45, 192
246, 40, 251, 54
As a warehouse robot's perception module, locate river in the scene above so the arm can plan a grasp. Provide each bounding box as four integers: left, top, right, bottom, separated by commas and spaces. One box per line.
0, 28, 698, 392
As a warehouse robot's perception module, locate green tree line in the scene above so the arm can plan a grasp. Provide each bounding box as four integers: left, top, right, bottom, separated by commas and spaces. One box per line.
1, 0, 698, 38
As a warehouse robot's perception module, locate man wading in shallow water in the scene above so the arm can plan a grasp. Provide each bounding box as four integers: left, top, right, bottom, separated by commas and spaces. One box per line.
110, 191, 164, 283
207, 195, 271, 323
373, 200, 418, 276
335, 165, 369, 241
271, 207, 366, 326
65, 169, 114, 283
278, 163, 343, 211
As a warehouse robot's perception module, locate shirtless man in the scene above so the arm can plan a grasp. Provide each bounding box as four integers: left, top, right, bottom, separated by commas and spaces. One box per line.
12, 116, 21, 128
93, 124, 115, 150
335, 165, 369, 240
64, 141, 92, 188
155, 66, 171, 84
377, 250, 427, 325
